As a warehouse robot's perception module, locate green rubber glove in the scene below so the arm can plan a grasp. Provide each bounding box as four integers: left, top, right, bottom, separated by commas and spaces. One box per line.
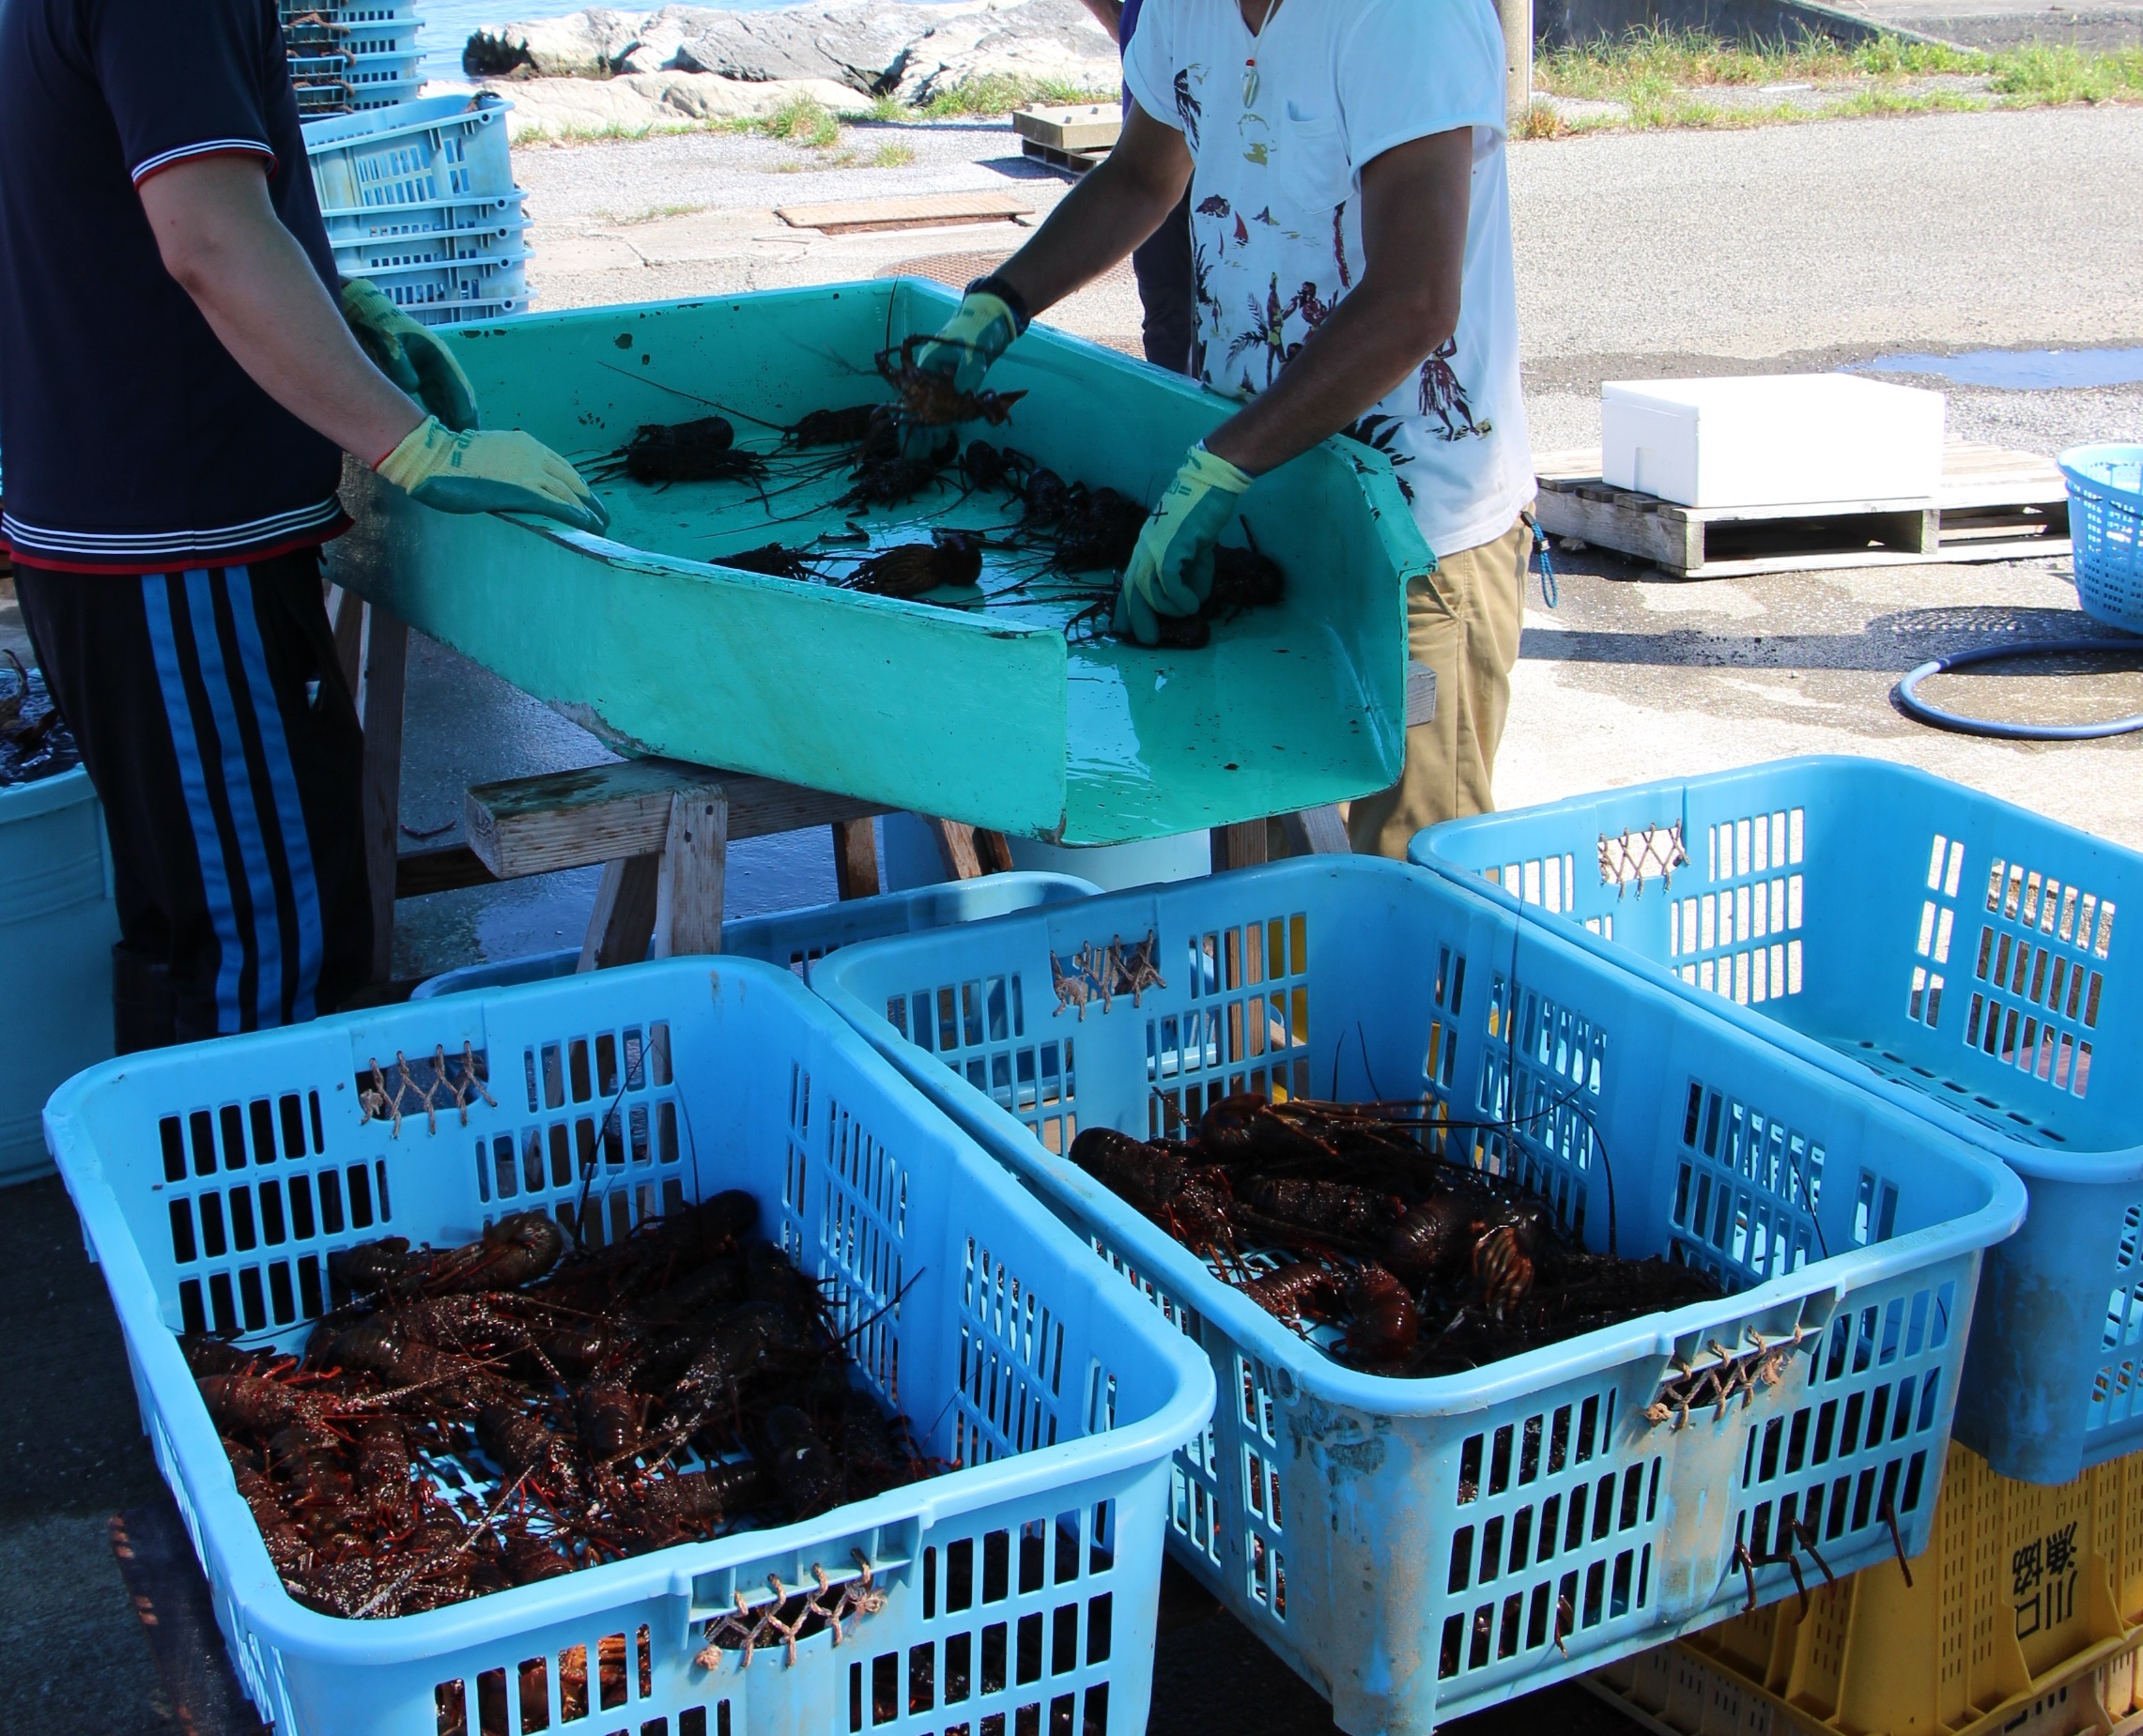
913, 289, 1020, 397
341, 279, 480, 432
1114, 442, 1255, 647
377, 416, 609, 535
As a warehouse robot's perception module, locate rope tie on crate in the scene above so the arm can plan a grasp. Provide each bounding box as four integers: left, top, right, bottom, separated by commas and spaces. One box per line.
1642, 1325, 1812, 1431
692, 1551, 888, 1669
1597, 822, 1688, 899
359, 1042, 498, 1137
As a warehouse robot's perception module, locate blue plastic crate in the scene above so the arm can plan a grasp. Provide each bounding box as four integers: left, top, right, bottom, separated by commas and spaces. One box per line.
2061, 444, 2143, 635
810, 857, 2025, 1733
44, 959, 1212, 1736
303, 95, 515, 217
0, 768, 116, 1184
319, 193, 525, 256
411, 872, 1102, 1001
1412, 755, 2142, 1486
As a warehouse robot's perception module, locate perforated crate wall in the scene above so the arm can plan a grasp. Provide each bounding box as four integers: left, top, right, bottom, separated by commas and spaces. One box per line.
48, 960, 1210, 1736
1412, 757, 2141, 1484
813, 856, 2023, 1732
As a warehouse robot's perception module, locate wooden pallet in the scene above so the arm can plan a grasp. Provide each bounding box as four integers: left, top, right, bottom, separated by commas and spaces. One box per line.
1011, 104, 1120, 152
1020, 138, 1111, 175
1533, 439, 2070, 579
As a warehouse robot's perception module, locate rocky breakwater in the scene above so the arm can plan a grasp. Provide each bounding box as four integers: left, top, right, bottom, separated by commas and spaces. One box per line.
465, 0, 1121, 138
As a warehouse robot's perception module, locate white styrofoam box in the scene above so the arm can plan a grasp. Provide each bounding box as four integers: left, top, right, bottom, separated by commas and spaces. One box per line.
1602, 374, 1946, 509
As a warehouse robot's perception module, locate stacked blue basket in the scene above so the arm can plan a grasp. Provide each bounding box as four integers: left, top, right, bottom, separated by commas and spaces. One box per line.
2061, 444, 2143, 636
1413, 755, 2141, 1487
280, 2, 423, 115
302, 94, 532, 327
811, 855, 2027, 1733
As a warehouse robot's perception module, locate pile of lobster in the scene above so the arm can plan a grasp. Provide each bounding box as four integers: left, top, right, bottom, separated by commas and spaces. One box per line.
0, 649, 78, 785
184, 1191, 939, 1620
589, 331, 1286, 639
1072, 1093, 1721, 1376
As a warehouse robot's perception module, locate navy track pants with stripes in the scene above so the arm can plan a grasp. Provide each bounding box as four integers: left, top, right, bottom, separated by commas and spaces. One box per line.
15, 551, 372, 1041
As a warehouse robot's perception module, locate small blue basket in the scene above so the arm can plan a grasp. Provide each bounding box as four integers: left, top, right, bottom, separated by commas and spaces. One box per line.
44, 959, 1212, 1736
811, 857, 2025, 1732
2061, 444, 2143, 635
1413, 755, 2142, 1485
411, 872, 1103, 1000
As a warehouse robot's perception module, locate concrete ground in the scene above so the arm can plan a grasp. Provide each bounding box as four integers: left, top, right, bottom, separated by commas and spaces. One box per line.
1847, 0, 2143, 50
6, 100, 2143, 1736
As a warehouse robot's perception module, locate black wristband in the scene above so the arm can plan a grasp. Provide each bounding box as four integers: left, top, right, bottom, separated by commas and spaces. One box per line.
966, 274, 1032, 334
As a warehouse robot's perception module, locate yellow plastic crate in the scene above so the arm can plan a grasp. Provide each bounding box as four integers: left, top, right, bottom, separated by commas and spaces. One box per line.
1587, 1442, 2143, 1736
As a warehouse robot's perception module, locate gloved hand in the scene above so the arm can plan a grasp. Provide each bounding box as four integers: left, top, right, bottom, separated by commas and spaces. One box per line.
377, 416, 609, 535
912, 285, 1022, 397
1114, 442, 1254, 646
341, 278, 480, 432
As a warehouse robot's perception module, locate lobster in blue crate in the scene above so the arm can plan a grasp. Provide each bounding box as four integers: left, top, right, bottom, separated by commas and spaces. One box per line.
809, 855, 2028, 1734
44, 958, 1211, 1736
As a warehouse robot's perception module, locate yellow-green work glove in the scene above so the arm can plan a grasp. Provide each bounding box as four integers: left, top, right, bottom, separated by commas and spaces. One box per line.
913, 288, 1021, 397
1114, 442, 1254, 647
377, 416, 609, 535
341, 279, 480, 432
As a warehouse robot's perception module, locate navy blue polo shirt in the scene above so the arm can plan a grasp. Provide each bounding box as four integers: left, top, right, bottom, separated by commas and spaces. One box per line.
0, 0, 348, 573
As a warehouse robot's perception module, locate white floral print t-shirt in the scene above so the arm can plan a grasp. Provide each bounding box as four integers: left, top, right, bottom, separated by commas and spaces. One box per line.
1122, 0, 1530, 558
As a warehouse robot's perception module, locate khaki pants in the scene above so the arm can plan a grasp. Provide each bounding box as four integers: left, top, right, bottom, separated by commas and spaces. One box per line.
1347, 511, 1533, 860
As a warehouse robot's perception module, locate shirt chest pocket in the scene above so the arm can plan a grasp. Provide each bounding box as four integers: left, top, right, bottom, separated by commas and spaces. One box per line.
1274, 106, 1350, 216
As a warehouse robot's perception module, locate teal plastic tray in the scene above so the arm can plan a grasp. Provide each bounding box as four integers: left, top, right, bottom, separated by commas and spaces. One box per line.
325, 284, 1426, 844
0, 767, 116, 1184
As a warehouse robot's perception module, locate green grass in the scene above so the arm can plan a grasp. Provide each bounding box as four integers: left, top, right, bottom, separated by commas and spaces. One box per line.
756, 95, 842, 148
869, 141, 917, 168
1990, 43, 2143, 103
904, 75, 1118, 118
1526, 26, 2140, 133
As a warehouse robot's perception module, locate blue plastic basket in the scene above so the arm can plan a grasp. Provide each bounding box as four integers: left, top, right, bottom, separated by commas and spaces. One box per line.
0, 767, 116, 1184
44, 959, 1212, 1736
1412, 755, 2143, 1486
303, 95, 516, 218
2061, 444, 2143, 635
411, 872, 1102, 1001
809, 857, 2025, 1733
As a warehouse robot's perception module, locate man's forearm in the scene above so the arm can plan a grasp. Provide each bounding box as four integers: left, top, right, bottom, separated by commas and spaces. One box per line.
994, 110, 1190, 316
1202, 282, 1453, 477
139, 157, 422, 464
1074, 0, 1124, 33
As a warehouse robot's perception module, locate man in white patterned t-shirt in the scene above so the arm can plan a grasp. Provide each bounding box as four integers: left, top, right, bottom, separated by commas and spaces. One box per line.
910, 0, 1534, 853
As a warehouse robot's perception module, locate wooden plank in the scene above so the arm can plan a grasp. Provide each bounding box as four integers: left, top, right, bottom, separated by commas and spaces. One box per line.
832, 819, 880, 901
357, 606, 409, 983
327, 584, 365, 703
464, 759, 888, 881
1405, 662, 1438, 729
652, 786, 727, 959
1210, 821, 1269, 873
395, 843, 495, 899
924, 817, 984, 881
578, 856, 660, 972
1280, 806, 1350, 856
775, 192, 1035, 235
1011, 105, 1120, 151
974, 828, 1016, 875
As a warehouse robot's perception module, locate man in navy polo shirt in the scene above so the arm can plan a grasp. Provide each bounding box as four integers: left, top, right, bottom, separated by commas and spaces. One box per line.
0, 0, 606, 1046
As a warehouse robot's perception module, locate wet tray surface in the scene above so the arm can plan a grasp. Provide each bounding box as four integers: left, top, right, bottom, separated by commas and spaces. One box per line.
326, 283, 1425, 844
